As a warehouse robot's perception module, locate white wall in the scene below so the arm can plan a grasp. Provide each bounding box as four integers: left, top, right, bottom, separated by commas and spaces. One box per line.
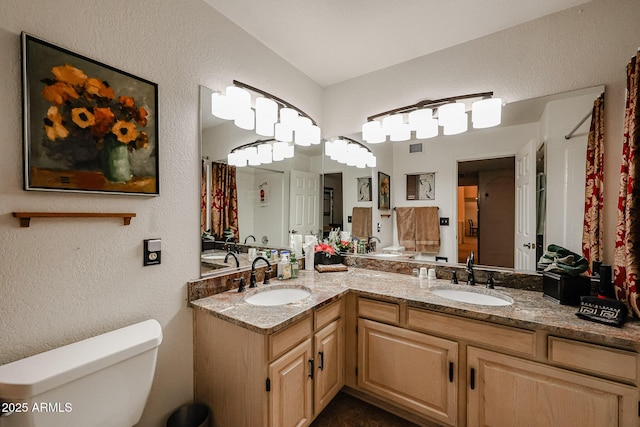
323, 0, 640, 265
0, 1, 321, 426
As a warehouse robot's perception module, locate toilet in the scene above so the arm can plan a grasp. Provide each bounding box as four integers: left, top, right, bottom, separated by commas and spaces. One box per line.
0, 319, 162, 427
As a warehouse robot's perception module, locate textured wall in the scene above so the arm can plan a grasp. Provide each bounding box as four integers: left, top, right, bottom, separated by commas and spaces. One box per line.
322, 0, 640, 265
0, 1, 321, 426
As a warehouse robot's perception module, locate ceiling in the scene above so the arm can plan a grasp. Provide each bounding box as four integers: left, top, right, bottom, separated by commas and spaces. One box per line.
203, 0, 591, 87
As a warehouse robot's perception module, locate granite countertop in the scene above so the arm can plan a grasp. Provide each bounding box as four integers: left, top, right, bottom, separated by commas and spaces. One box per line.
190, 267, 640, 349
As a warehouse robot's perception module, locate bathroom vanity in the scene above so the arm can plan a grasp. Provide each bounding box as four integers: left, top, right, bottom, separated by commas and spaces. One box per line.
190, 268, 640, 427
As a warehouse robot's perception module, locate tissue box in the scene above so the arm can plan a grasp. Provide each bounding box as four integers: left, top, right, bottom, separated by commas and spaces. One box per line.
543, 271, 591, 305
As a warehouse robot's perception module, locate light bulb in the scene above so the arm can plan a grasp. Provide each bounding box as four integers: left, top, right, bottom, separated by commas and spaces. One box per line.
234, 108, 255, 130
438, 102, 465, 127
472, 98, 502, 128
211, 92, 234, 120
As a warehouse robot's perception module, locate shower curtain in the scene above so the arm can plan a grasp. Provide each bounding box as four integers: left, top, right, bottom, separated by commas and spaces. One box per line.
210, 161, 240, 241
614, 52, 640, 318
581, 93, 605, 275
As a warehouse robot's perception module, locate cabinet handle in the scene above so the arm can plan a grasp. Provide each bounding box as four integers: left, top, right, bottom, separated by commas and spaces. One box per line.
470, 368, 475, 390
449, 361, 454, 382
308, 359, 314, 379
318, 351, 324, 371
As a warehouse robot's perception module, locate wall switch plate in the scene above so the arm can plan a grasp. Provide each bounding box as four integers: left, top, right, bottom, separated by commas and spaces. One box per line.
347, 216, 352, 223
144, 238, 161, 266
439, 217, 450, 226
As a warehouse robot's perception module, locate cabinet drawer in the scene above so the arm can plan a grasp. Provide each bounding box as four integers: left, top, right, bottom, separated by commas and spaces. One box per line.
315, 298, 343, 330
407, 308, 535, 357
358, 298, 400, 324
269, 316, 312, 360
548, 336, 638, 382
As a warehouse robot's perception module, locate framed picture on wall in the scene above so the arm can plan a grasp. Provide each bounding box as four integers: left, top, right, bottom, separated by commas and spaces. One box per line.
406, 173, 435, 200
357, 177, 372, 202
21, 32, 159, 195
378, 171, 391, 210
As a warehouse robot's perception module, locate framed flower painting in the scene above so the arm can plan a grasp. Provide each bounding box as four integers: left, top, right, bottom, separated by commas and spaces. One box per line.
21, 33, 159, 195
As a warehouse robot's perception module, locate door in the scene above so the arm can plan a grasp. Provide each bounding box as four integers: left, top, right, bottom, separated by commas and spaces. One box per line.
515, 139, 537, 270
358, 319, 458, 426
269, 339, 313, 427
290, 170, 320, 235
314, 318, 344, 415
467, 347, 637, 427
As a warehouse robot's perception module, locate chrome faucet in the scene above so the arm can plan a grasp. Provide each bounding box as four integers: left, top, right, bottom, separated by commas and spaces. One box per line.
466, 251, 475, 286
367, 236, 381, 253
244, 235, 256, 244
250, 256, 272, 288
224, 237, 238, 253
224, 251, 239, 268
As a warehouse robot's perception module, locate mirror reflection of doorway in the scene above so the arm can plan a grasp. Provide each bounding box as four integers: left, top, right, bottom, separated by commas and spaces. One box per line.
457, 157, 515, 268
323, 173, 343, 237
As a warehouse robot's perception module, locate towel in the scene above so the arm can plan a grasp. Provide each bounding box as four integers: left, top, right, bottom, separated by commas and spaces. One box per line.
415, 207, 440, 253
396, 207, 416, 251
352, 207, 372, 239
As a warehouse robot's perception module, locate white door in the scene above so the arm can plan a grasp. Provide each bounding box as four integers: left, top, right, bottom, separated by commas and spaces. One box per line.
289, 170, 320, 235
514, 139, 537, 270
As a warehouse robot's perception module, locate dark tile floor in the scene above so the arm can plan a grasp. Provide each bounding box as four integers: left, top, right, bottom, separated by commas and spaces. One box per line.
310, 392, 420, 427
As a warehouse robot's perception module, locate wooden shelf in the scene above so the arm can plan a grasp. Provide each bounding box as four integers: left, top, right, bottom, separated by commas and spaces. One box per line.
12, 212, 136, 227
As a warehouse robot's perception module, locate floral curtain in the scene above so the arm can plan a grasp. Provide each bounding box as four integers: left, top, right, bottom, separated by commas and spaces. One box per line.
582, 93, 605, 275
614, 52, 640, 318
211, 161, 239, 241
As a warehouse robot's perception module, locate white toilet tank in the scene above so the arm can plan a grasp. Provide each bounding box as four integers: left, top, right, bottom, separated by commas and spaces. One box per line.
0, 319, 162, 427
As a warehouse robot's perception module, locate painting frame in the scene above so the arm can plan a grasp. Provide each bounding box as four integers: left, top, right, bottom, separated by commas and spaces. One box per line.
21, 32, 159, 196
357, 177, 372, 202
378, 171, 391, 210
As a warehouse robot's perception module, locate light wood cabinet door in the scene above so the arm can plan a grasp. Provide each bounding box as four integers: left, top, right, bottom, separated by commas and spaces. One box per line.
314, 318, 344, 415
467, 346, 638, 427
269, 338, 314, 427
358, 318, 458, 426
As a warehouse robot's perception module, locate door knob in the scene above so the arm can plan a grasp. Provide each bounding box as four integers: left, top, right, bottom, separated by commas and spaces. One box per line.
522, 243, 536, 249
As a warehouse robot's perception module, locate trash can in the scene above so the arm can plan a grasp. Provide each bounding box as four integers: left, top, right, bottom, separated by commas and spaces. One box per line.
167, 403, 210, 427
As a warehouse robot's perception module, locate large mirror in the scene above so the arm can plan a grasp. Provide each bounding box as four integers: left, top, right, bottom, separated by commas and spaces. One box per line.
200, 84, 604, 275
382, 85, 604, 271
200, 86, 374, 276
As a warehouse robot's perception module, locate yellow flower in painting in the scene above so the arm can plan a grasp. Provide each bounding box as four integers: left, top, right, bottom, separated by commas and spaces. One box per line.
51, 64, 87, 86
44, 106, 69, 140
112, 120, 138, 144
91, 107, 115, 138
42, 82, 80, 105
71, 107, 96, 129
84, 78, 115, 99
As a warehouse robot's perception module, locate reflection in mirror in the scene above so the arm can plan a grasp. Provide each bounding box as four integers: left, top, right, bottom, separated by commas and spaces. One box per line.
322, 137, 374, 242
199, 85, 323, 276
385, 85, 604, 272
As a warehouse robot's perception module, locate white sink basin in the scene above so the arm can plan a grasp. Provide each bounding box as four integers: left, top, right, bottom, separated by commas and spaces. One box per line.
430, 287, 513, 306
372, 253, 403, 258
201, 253, 227, 261
245, 287, 312, 306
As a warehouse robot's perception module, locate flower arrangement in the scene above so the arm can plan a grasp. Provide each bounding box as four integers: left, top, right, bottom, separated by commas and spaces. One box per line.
42, 64, 149, 150
40, 64, 150, 182
314, 239, 353, 257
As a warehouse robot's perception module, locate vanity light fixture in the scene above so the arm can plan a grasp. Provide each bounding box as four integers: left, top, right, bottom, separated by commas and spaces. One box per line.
227, 138, 294, 168
212, 80, 321, 148
361, 91, 502, 143
325, 136, 377, 169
